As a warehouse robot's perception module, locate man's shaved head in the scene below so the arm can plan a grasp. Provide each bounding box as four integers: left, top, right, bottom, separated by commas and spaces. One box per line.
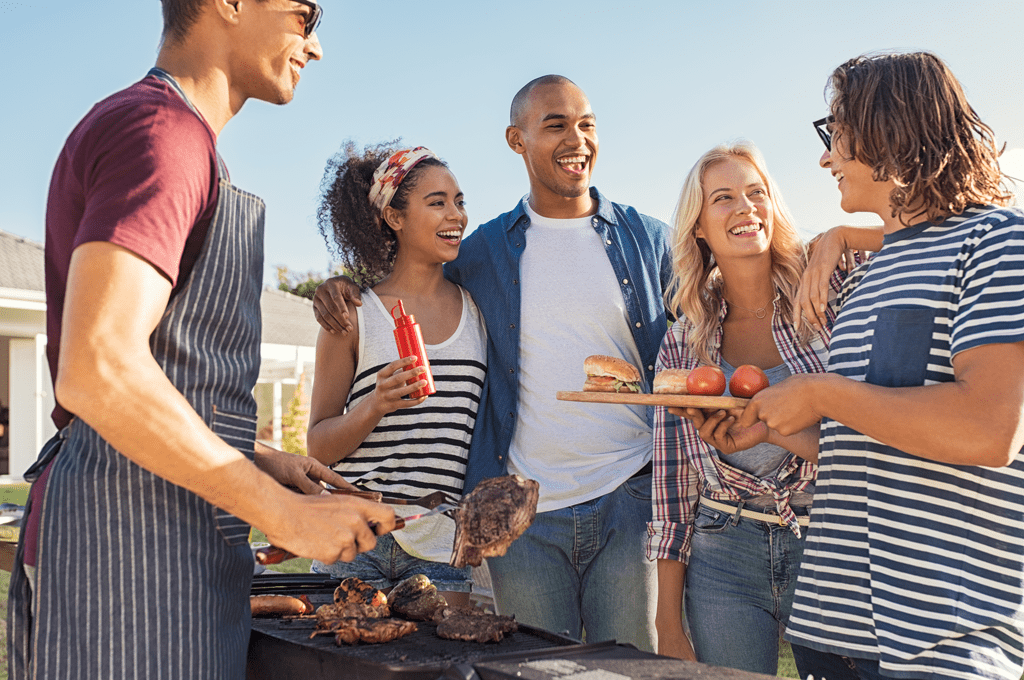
510, 74, 579, 127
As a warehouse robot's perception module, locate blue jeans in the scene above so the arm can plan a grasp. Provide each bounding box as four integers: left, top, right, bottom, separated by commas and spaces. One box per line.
484, 473, 657, 651
310, 533, 472, 592
790, 645, 888, 680
685, 503, 811, 675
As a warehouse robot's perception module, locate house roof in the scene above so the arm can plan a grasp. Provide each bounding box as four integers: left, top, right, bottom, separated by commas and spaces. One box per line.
0, 230, 44, 292
0, 230, 319, 348
261, 287, 320, 347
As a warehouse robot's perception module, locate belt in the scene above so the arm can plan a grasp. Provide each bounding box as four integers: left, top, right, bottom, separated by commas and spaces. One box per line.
700, 497, 810, 527
630, 461, 653, 479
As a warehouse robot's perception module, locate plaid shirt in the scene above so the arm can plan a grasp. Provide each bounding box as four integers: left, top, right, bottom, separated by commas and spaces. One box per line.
647, 278, 842, 563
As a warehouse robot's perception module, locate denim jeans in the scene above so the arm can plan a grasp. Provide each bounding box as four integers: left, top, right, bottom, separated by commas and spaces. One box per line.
790, 645, 888, 680
484, 473, 657, 652
685, 503, 811, 675
310, 533, 472, 592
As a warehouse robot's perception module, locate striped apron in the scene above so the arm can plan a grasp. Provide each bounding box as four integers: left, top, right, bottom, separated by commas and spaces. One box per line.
8, 68, 265, 680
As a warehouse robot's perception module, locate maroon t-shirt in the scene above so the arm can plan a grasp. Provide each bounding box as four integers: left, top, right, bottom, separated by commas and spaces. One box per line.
27, 75, 221, 567
45, 74, 221, 429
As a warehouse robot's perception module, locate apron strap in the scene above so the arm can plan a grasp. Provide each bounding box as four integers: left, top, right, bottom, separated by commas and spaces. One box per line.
147, 67, 230, 181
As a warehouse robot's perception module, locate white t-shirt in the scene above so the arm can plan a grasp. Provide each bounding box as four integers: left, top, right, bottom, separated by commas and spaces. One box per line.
507, 201, 652, 512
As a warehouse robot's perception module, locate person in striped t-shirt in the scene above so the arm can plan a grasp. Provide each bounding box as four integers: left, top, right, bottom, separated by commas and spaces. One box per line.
738, 52, 1024, 680
306, 143, 487, 605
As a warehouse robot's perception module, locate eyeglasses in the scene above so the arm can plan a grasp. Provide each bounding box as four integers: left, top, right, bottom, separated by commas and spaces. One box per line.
813, 115, 834, 151
292, 0, 322, 38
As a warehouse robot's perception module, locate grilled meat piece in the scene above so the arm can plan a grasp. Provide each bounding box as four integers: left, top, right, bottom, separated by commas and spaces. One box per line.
334, 576, 388, 609
450, 475, 540, 568
332, 618, 418, 645
389, 574, 448, 621
315, 602, 388, 628
435, 605, 518, 643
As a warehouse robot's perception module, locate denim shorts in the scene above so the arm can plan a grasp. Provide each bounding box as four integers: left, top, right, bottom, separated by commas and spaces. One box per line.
309, 533, 472, 592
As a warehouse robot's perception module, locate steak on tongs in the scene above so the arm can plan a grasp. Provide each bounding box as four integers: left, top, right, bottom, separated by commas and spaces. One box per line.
450, 475, 540, 568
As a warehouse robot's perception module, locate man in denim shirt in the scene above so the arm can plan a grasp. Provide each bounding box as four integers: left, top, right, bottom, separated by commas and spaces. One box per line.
314, 75, 671, 650
448, 75, 670, 650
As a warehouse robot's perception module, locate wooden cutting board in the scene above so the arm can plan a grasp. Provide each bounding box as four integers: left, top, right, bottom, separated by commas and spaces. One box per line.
556, 391, 748, 410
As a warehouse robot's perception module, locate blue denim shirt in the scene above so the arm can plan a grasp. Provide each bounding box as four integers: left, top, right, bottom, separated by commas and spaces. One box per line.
445, 187, 674, 493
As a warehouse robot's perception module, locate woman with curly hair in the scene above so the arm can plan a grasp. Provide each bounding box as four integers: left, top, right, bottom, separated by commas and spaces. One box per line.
306, 142, 486, 604
648, 141, 869, 675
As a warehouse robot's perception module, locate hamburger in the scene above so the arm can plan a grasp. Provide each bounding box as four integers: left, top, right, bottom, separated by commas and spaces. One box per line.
583, 355, 641, 393
653, 368, 691, 395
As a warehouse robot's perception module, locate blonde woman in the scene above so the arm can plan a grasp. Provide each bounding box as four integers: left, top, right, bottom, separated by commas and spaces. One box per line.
647, 141, 852, 676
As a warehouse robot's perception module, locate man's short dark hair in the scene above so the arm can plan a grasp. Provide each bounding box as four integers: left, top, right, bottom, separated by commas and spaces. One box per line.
509, 74, 577, 127
161, 0, 268, 44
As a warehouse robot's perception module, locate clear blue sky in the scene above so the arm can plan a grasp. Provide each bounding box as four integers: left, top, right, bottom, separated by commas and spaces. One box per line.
2, 1, 1022, 285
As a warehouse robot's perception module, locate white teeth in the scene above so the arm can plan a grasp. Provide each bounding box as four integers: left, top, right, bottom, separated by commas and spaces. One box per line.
557, 156, 586, 165
437, 230, 462, 239
730, 224, 760, 235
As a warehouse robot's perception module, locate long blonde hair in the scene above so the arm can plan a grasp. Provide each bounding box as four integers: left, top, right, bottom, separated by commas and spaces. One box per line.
665, 142, 809, 365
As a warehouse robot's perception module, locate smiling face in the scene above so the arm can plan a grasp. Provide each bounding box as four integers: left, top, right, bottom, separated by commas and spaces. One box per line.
233, 0, 323, 106
507, 81, 598, 218
819, 123, 897, 224
386, 165, 469, 265
694, 157, 774, 262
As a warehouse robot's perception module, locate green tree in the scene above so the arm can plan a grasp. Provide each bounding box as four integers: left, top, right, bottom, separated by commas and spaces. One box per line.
280, 372, 309, 456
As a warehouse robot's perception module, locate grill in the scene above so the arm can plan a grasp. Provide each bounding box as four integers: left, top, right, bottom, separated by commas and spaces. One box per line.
246, 574, 750, 680
246, 573, 583, 680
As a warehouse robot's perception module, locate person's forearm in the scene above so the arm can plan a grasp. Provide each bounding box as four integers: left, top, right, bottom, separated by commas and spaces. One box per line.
655, 558, 686, 627
767, 425, 820, 463
56, 343, 293, 531
809, 373, 1024, 466
837, 224, 884, 252
307, 398, 386, 466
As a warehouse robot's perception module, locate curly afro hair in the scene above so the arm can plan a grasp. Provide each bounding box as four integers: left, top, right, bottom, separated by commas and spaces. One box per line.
317, 140, 448, 288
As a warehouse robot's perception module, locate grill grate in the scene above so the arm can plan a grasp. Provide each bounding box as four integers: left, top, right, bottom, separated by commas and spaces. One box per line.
248, 615, 583, 680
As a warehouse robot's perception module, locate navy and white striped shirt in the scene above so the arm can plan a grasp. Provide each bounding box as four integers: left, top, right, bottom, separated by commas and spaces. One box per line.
786, 206, 1024, 680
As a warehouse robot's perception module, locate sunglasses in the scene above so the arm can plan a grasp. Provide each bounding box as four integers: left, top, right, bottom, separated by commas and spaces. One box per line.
813, 115, 835, 151
292, 0, 322, 38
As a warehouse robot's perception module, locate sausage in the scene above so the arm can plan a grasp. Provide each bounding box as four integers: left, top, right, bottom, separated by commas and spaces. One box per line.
250, 594, 314, 617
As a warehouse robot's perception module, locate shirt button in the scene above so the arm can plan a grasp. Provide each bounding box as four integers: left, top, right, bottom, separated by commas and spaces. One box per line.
635, 322, 642, 328
622, 279, 629, 285
509, 369, 514, 374
606, 239, 612, 245
648, 365, 654, 371
515, 243, 521, 247
509, 323, 516, 329
513, 279, 518, 285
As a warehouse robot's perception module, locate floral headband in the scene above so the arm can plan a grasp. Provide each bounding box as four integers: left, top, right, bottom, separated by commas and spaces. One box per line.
368, 147, 439, 217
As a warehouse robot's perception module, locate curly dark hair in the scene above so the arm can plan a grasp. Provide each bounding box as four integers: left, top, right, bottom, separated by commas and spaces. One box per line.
317, 140, 448, 288
827, 51, 1012, 226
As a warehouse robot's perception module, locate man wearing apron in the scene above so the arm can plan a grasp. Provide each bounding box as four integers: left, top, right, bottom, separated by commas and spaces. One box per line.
8, 2, 397, 679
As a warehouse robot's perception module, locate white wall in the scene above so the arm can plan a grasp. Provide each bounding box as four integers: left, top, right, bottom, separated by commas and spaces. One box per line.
9, 335, 56, 478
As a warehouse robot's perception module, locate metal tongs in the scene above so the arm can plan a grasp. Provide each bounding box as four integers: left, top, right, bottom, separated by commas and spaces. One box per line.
254, 489, 460, 566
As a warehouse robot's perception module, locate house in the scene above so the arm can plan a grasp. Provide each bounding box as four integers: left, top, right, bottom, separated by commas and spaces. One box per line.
0, 229, 320, 478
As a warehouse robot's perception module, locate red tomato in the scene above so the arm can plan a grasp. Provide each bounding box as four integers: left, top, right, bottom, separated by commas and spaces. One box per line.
686, 366, 726, 396
729, 365, 770, 398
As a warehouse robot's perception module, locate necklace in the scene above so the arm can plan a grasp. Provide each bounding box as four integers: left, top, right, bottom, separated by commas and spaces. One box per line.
726, 298, 774, 319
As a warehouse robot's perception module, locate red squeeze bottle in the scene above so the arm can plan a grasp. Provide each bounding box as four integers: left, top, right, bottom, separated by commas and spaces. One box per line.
391, 300, 436, 399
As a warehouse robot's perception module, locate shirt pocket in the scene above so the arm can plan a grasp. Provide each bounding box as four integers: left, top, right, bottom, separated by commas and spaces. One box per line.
210, 407, 258, 546
865, 307, 934, 388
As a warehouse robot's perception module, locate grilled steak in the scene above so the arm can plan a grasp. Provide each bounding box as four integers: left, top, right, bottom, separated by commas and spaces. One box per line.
435, 605, 518, 643
389, 574, 448, 621
315, 602, 388, 627
450, 475, 540, 568
333, 618, 418, 645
